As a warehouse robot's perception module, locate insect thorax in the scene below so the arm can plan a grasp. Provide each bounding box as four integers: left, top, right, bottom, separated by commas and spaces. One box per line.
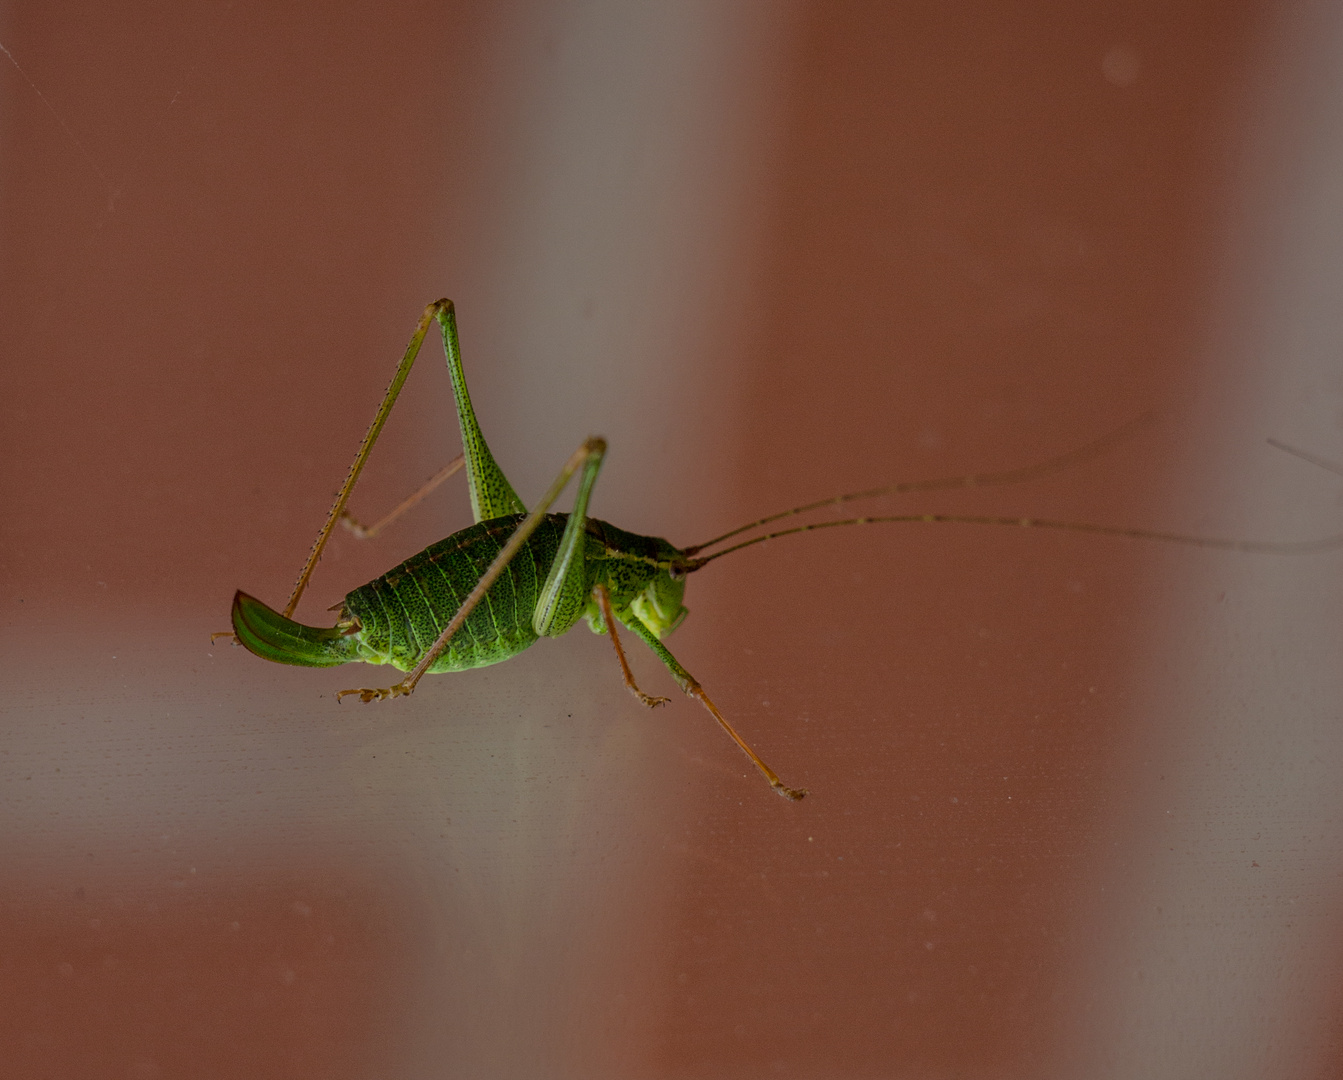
584, 518, 689, 639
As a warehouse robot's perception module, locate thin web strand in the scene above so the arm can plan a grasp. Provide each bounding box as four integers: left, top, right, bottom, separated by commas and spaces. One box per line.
1267, 438, 1343, 478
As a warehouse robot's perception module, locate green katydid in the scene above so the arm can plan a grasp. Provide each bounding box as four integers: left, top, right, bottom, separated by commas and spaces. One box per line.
220, 300, 1343, 801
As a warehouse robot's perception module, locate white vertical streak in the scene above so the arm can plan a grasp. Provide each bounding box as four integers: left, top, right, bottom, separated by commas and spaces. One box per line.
416, 4, 799, 1076
1063, 6, 1343, 1077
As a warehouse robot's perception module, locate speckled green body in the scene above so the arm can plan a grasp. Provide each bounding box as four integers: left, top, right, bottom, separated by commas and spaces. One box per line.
331, 512, 685, 673
342, 514, 560, 672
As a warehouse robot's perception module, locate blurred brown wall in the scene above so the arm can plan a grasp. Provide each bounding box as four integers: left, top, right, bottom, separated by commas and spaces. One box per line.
5, 2, 1343, 1079
657, 2, 1290, 1075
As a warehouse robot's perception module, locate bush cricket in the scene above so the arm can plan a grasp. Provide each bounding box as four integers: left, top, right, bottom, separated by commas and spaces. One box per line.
218, 300, 1343, 800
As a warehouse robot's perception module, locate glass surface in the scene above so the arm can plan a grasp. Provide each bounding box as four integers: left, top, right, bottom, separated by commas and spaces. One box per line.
3, 2, 1342, 1077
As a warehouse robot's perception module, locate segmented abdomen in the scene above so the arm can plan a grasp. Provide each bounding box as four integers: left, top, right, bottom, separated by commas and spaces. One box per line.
343, 513, 566, 673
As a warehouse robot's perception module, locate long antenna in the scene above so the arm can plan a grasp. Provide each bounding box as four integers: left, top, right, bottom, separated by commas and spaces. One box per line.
683, 413, 1157, 557
683, 512, 1343, 571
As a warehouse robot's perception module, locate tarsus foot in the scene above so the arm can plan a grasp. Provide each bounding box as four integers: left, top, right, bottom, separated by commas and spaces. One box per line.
337, 683, 410, 703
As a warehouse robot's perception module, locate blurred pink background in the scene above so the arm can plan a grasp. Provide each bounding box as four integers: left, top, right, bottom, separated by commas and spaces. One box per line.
4, 2, 1343, 1077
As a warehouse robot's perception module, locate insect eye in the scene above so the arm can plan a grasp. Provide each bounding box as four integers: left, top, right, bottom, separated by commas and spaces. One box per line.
667, 564, 685, 581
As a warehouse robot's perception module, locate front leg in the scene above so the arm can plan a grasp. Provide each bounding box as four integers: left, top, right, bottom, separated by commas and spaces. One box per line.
592, 583, 670, 708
